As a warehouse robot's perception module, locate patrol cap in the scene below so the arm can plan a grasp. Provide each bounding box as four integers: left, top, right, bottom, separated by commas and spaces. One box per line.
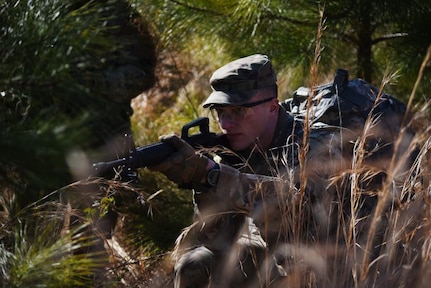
202, 54, 277, 108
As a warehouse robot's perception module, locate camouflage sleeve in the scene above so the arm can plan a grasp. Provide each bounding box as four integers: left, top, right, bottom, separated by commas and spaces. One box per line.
212, 164, 299, 245
213, 164, 286, 209
190, 164, 253, 218
214, 164, 252, 209
187, 164, 278, 249
247, 127, 347, 207
191, 127, 349, 248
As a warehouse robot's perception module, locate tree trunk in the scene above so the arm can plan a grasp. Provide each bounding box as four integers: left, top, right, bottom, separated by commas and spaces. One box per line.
356, 1, 373, 83
357, 33, 373, 82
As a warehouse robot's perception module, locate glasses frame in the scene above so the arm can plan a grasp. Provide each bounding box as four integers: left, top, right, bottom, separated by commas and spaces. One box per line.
209, 96, 276, 122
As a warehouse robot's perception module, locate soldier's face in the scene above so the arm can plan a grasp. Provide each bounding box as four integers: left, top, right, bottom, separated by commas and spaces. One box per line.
216, 91, 278, 151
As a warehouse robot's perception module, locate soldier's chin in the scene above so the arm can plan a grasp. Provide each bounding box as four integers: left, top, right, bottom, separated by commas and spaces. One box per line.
228, 139, 251, 151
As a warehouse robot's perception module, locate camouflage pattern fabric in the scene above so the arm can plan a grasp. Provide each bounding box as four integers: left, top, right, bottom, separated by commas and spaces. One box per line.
173, 98, 415, 286
203, 54, 277, 108
173, 105, 356, 287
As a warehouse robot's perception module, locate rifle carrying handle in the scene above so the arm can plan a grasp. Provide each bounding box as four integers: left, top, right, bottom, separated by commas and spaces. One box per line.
136, 117, 211, 166
181, 117, 210, 142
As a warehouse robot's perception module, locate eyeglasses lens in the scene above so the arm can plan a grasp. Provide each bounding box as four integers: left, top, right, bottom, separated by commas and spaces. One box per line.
212, 107, 251, 122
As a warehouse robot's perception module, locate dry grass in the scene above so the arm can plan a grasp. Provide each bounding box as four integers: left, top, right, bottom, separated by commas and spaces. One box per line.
39, 41, 430, 288
165, 20, 431, 288
3, 24, 430, 288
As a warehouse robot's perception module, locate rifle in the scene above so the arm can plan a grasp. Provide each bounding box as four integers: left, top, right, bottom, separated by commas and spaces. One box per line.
92, 117, 217, 181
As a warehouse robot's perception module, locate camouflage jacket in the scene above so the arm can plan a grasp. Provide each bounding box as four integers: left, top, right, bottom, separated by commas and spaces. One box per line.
183, 105, 354, 252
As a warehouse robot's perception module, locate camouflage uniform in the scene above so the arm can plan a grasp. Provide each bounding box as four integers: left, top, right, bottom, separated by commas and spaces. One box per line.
153, 54, 415, 287
173, 55, 354, 287
69, 0, 156, 160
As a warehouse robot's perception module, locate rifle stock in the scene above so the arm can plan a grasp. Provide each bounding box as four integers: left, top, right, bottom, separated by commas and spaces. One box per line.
92, 117, 216, 180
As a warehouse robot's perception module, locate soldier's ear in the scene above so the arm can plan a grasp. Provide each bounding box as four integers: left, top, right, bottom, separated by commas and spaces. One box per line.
269, 99, 279, 113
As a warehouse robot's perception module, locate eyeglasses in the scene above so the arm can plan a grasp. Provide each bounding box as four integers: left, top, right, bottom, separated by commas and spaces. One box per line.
210, 97, 275, 122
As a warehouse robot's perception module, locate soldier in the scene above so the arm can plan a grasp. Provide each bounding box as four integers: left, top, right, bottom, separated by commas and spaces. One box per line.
72, 0, 157, 164
149, 54, 361, 287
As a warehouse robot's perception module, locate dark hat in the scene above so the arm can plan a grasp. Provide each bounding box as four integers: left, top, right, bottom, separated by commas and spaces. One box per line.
202, 54, 277, 108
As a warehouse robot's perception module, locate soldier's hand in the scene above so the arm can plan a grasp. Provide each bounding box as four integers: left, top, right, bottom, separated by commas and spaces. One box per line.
148, 134, 209, 186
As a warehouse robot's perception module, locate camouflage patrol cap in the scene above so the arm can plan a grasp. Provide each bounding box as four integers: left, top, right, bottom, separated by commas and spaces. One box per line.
202, 54, 277, 108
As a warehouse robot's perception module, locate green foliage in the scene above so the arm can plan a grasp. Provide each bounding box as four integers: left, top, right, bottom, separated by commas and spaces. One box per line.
0, 0, 157, 201
0, 206, 105, 288
0, 0, 101, 192
0, 1, 163, 284
321, 0, 431, 95
132, 73, 213, 145
1, 0, 113, 123
118, 169, 194, 254
138, 0, 431, 97
1, 0, 430, 285
139, 0, 318, 84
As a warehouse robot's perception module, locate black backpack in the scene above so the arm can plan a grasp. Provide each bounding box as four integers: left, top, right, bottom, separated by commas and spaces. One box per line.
283, 69, 420, 213
282, 69, 412, 143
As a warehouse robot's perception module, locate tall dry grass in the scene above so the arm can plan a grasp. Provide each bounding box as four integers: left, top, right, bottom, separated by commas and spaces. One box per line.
66, 38, 430, 288
250, 47, 431, 288
168, 12, 431, 286
3, 28, 428, 288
